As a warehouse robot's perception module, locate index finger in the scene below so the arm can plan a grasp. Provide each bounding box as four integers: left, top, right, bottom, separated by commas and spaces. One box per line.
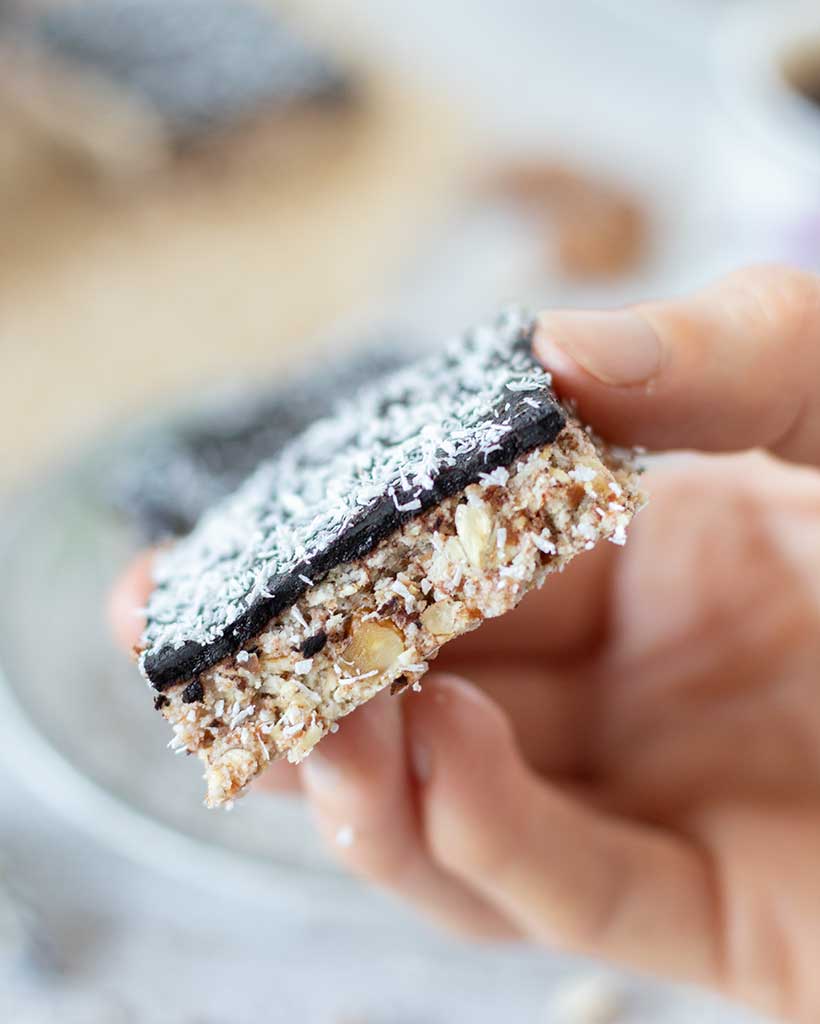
534, 265, 820, 467
108, 548, 153, 653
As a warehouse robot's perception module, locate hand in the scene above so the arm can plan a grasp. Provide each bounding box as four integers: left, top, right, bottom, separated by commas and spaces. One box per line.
112, 266, 820, 1023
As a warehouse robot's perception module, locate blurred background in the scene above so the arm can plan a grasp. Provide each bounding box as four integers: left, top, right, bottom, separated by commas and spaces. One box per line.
2, 0, 819, 1020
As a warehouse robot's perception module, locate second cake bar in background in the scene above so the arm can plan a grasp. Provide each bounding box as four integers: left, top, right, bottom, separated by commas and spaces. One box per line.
0, 0, 359, 174
111, 340, 411, 539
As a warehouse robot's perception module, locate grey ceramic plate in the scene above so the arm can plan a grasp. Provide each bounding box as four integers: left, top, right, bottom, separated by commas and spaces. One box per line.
0, 440, 367, 916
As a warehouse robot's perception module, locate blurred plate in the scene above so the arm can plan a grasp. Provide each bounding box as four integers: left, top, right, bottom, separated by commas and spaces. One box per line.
0, 435, 369, 917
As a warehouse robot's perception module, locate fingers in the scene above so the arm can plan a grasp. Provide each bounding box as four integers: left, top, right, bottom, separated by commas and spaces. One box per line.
301, 689, 519, 940
108, 548, 153, 651
256, 759, 304, 795
534, 265, 820, 466
405, 673, 723, 986
430, 660, 589, 778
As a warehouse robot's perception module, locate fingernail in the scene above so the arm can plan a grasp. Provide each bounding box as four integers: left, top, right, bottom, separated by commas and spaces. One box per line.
301, 749, 339, 790
535, 309, 662, 386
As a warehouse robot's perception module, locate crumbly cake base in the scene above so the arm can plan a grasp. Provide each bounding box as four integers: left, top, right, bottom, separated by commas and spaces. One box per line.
157, 418, 643, 807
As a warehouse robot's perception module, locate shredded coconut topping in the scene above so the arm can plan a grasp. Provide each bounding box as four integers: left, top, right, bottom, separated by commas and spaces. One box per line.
141, 312, 564, 679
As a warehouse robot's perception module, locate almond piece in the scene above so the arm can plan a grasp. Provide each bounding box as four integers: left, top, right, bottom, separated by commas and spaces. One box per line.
455, 502, 493, 568
342, 621, 404, 674
421, 600, 459, 637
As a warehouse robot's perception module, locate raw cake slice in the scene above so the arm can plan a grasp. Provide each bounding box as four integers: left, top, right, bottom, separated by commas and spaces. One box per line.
138, 312, 644, 806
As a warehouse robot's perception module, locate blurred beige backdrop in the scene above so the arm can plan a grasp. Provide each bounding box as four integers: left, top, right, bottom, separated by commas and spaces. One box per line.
0, 73, 465, 485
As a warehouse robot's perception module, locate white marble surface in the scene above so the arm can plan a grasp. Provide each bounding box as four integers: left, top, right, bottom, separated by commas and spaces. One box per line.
1, 1, 803, 1021
0, 782, 766, 1024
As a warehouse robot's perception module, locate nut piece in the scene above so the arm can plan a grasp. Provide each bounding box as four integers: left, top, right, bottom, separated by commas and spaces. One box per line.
222, 748, 257, 773
343, 621, 404, 674
455, 502, 493, 568
421, 599, 459, 636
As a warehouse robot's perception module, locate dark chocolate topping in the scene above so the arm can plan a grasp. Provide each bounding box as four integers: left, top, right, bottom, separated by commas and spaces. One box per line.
300, 631, 328, 658
141, 313, 565, 690
181, 679, 204, 704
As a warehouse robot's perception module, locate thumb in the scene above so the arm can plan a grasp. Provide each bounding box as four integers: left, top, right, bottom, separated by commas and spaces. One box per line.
534, 264, 820, 466
406, 672, 722, 987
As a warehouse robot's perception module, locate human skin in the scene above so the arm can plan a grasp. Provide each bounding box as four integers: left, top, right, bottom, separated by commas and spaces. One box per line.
112, 265, 820, 1023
